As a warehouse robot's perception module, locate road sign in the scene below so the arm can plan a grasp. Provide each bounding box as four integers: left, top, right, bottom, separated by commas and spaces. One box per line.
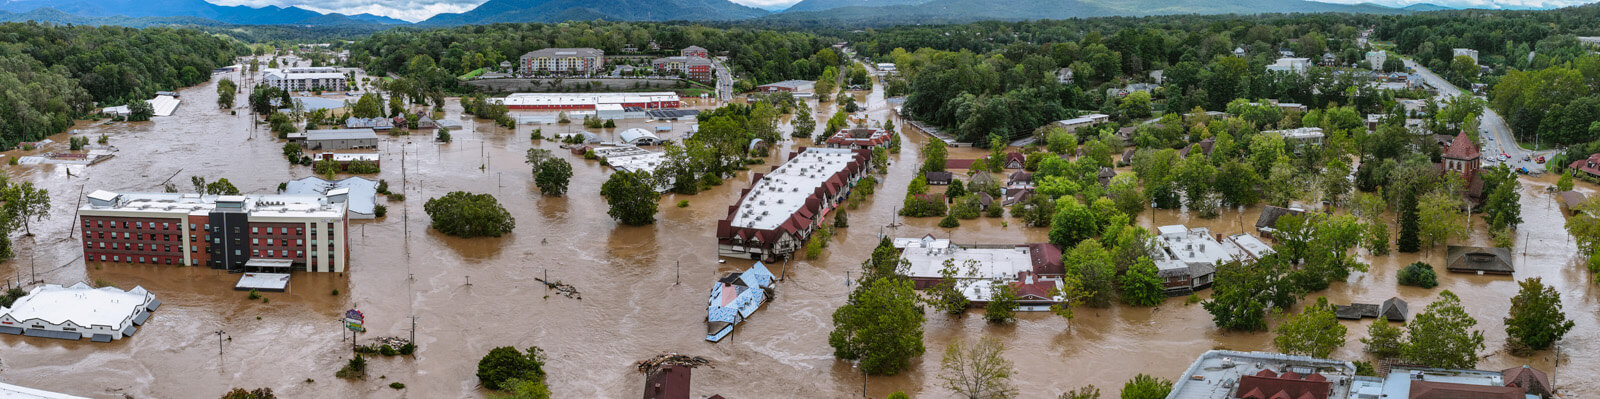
345, 309, 364, 322
344, 309, 364, 331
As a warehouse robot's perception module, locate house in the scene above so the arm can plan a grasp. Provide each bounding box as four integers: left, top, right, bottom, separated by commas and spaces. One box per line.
1270, 127, 1325, 151
1179, 138, 1216, 158
642, 363, 690, 399
1321, 52, 1337, 65
1056, 68, 1074, 84
1003, 152, 1025, 169
519, 48, 605, 75
716, 148, 874, 260
1053, 114, 1110, 133
976, 192, 995, 211
945, 158, 981, 170
755, 80, 815, 94
680, 45, 709, 58
1559, 191, 1587, 216
1565, 153, 1600, 179
1002, 188, 1034, 207
824, 127, 892, 149
1334, 297, 1408, 321
1267, 57, 1312, 74
1502, 365, 1552, 399
1255, 206, 1307, 238
303, 129, 378, 150
1096, 167, 1116, 186
1233, 47, 1247, 57
925, 171, 953, 185
1006, 171, 1034, 189
620, 128, 664, 146
0, 282, 159, 342
1226, 233, 1275, 261
1445, 246, 1514, 274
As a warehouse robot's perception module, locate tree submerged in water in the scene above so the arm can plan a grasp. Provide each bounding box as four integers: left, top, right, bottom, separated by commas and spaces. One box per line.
423, 191, 516, 238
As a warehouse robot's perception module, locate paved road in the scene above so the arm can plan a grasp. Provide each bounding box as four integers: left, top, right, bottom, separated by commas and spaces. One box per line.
1403, 58, 1552, 173
713, 57, 733, 102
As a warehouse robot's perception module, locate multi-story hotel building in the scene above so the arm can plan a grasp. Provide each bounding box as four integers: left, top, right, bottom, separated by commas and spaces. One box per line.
78, 190, 351, 273
651, 56, 714, 82
262, 67, 347, 92
519, 48, 605, 75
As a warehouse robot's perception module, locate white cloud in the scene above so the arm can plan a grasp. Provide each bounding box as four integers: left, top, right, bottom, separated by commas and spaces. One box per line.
206, 0, 487, 22
1308, 0, 1599, 8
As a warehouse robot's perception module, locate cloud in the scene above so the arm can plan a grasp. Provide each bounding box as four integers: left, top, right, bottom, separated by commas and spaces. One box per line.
727, 0, 804, 9
207, 0, 486, 22
1308, 0, 1599, 8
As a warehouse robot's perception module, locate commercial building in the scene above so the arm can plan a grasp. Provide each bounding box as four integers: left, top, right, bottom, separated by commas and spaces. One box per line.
1453, 48, 1480, 64
823, 127, 892, 149
1366, 50, 1388, 70
619, 128, 665, 146
1268, 127, 1326, 152
495, 92, 681, 110
680, 45, 710, 58
1167, 350, 1358, 399
651, 56, 714, 82
301, 129, 378, 150
755, 80, 815, 94
1149, 225, 1236, 294
896, 238, 1066, 310
79, 189, 351, 273
1054, 114, 1110, 133
281, 176, 379, 220
519, 48, 605, 75
0, 282, 160, 342
102, 95, 181, 118
716, 147, 873, 260
263, 67, 346, 92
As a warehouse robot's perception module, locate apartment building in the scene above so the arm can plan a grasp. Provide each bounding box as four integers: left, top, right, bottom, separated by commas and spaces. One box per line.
79, 190, 351, 273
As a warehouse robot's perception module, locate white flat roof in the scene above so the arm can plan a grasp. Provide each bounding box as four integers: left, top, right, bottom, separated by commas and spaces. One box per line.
902, 245, 1032, 280
497, 92, 680, 107
1056, 113, 1109, 126
0, 382, 89, 399
80, 191, 346, 219
619, 128, 660, 143
893, 236, 950, 250
727, 148, 857, 231
235, 273, 291, 291
1168, 350, 1356, 399
324, 152, 379, 162
1, 283, 150, 329
1152, 225, 1233, 272
1269, 127, 1325, 140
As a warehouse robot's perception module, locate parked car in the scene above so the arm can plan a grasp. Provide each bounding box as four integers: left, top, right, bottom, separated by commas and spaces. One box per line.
1537, 156, 1546, 164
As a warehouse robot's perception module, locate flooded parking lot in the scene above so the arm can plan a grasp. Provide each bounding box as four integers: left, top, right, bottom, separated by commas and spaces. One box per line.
0, 71, 1595, 399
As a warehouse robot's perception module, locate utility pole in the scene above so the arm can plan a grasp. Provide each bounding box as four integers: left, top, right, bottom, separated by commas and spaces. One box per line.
675, 261, 680, 285
409, 315, 417, 345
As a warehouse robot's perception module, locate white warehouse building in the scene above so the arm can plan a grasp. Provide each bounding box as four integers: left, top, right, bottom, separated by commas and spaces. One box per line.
0, 282, 160, 342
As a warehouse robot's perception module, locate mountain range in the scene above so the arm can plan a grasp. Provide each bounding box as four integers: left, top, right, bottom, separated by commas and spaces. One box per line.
0, 0, 1484, 27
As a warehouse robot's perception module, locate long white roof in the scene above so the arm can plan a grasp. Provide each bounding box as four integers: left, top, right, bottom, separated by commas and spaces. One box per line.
902, 245, 1032, 280
0, 283, 151, 329
80, 191, 346, 219
496, 92, 679, 107
728, 148, 856, 231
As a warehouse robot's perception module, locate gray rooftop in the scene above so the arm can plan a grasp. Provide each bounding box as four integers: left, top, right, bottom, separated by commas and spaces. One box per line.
281, 176, 377, 218
306, 129, 378, 141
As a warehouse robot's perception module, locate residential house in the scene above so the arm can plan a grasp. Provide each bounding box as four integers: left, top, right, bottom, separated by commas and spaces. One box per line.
1565, 153, 1600, 179
1255, 205, 1308, 238
1445, 246, 1514, 275
1003, 152, 1025, 169
925, 171, 953, 185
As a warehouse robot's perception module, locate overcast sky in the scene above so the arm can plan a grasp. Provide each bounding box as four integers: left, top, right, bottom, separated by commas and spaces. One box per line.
208, 0, 1595, 23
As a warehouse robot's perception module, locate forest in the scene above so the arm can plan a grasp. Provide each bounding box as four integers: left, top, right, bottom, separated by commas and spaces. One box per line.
0, 22, 245, 148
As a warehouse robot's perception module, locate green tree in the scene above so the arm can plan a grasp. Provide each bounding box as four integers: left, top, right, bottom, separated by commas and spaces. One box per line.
1065, 240, 1117, 307
923, 139, 949, 173
1047, 197, 1097, 247
490, 378, 552, 399
1398, 262, 1438, 288
945, 179, 967, 200
1449, 55, 1480, 84
1556, 170, 1575, 192
1106, 174, 1147, 217
1362, 319, 1406, 359
1404, 290, 1486, 369
1118, 257, 1164, 307
476, 346, 547, 391
3, 182, 49, 236
1273, 297, 1348, 358
205, 178, 240, 195
127, 100, 154, 122
984, 282, 1018, 324
600, 171, 661, 226
423, 192, 516, 238
829, 278, 926, 376
926, 259, 972, 315
217, 78, 237, 109
1120, 374, 1173, 399
1397, 190, 1422, 253
1060, 386, 1101, 399
1119, 90, 1152, 119
219, 388, 276, 399
938, 337, 1018, 399
352, 93, 384, 118
1504, 278, 1575, 352
939, 214, 961, 228
1417, 189, 1467, 248
792, 102, 815, 139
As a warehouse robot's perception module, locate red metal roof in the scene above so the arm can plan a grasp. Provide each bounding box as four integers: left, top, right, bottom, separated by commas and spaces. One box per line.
1235, 373, 1331, 399
1409, 380, 1525, 399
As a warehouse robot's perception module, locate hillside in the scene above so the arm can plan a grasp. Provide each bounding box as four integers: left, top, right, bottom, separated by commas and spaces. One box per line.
782, 0, 927, 12
766, 0, 1407, 24
0, 0, 323, 25
422, 0, 769, 25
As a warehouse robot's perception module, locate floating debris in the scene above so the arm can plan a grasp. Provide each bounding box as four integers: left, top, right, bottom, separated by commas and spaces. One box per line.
536, 277, 581, 299
636, 353, 712, 372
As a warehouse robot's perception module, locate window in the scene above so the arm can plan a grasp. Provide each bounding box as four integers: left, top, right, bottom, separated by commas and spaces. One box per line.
138, 257, 145, 263
113, 256, 119, 261
99, 255, 106, 261
99, 242, 105, 249
189, 223, 196, 230
136, 222, 143, 228
297, 239, 303, 245
83, 221, 90, 228
191, 246, 197, 253
234, 250, 241, 256
165, 245, 172, 252
138, 244, 145, 250
252, 250, 260, 257
266, 239, 273, 246
204, 224, 210, 230
97, 220, 104, 227
267, 250, 274, 257
252, 238, 259, 245
297, 251, 303, 257
163, 223, 170, 230
252, 227, 258, 233
121, 222, 128, 228
281, 227, 288, 234
297, 228, 304, 235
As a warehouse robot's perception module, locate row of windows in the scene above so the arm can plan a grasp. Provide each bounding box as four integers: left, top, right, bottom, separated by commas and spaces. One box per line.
85, 242, 192, 253
86, 220, 180, 231
91, 254, 193, 265
87, 232, 181, 242
251, 227, 305, 236
252, 249, 305, 258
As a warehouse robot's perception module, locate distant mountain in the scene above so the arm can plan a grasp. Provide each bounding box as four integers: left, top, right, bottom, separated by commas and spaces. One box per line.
422, 0, 769, 25
0, 0, 325, 25
766, 0, 1407, 24
346, 13, 409, 24
1400, 3, 1455, 11
0, 7, 227, 27
782, 0, 927, 13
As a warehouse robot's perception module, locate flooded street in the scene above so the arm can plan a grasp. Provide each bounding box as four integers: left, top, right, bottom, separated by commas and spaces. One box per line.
0, 70, 1596, 399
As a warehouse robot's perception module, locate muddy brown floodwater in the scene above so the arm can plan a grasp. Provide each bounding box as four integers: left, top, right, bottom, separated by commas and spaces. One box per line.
0, 69, 1596, 399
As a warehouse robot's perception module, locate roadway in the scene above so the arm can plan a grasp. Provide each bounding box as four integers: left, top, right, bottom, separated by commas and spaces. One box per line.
1403, 58, 1552, 173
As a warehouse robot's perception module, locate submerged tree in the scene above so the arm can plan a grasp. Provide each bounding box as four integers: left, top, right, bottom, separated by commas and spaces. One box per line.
1404, 290, 1485, 369
599, 170, 661, 226
938, 337, 1019, 399
1273, 297, 1348, 358
1504, 278, 1575, 353
828, 278, 926, 375
423, 191, 516, 238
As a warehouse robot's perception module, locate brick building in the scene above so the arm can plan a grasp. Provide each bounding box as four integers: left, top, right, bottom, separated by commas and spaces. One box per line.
79, 190, 351, 273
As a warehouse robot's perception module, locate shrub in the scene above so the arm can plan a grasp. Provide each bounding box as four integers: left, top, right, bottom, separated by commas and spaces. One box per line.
399, 343, 417, 355
1398, 262, 1438, 288
388, 383, 405, 390
374, 204, 387, 218
335, 354, 367, 379
247, 289, 261, 300
424, 192, 515, 238
388, 193, 406, 201
677, 200, 689, 208
331, 289, 339, 296
938, 214, 960, 228
477, 346, 547, 391
380, 345, 398, 356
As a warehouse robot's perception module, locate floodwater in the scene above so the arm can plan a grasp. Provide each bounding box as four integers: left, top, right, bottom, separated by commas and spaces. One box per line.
0, 67, 1596, 399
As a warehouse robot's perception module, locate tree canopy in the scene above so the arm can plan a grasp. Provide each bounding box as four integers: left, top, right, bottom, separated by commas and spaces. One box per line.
424, 191, 517, 238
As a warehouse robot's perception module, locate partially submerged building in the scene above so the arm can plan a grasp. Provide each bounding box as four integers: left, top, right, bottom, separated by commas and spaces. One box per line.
824, 127, 892, 150
1168, 350, 1358, 399
281, 176, 379, 219
896, 239, 1067, 310
263, 67, 347, 92
0, 282, 160, 342
619, 128, 665, 146
80, 189, 351, 273
494, 92, 681, 110
716, 148, 873, 260
1445, 246, 1514, 275
301, 129, 379, 150
1150, 225, 1232, 294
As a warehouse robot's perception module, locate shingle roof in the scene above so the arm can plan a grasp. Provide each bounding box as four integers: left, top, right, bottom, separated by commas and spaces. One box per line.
1443, 131, 1481, 160
1501, 365, 1551, 398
